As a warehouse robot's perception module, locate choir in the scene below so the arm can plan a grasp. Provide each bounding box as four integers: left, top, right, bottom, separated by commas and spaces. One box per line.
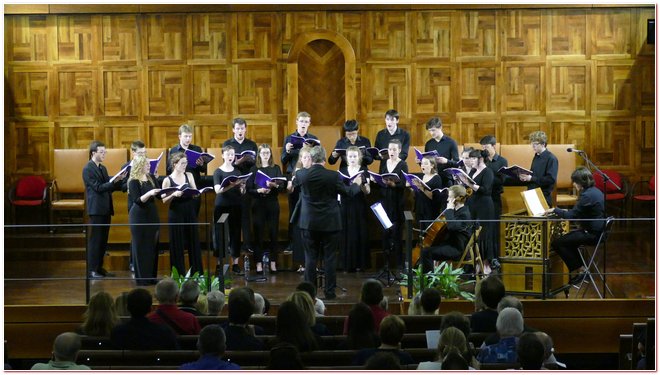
84, 110, 566, 285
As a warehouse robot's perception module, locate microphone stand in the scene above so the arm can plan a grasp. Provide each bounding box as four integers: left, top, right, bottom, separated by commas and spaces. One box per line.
574, 150, 619, 297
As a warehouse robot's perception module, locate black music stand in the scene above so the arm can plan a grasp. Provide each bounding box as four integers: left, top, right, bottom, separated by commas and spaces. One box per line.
573, 150, 620, 296
370, 202, 401, 287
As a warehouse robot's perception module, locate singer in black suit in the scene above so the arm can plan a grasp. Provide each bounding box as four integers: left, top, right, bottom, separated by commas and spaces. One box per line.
82, 141, 126, 279
295, 146, 349, 300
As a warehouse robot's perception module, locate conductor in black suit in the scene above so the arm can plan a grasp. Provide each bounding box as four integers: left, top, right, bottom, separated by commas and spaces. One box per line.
82, 141, 126, 279
295, 146, 348, 300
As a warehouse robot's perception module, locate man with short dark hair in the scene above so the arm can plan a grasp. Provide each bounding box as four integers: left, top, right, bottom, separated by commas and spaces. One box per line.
148, 278, 201, 335
179, 324, 240, 370
352, 315, 414, 366
295, 146, 348, 300
420, 288, 442, 315
374, 109, 410, 168
423, 117, 459, 179
82, 140, 126, 279
517, 332, 545, 370
31, 332, 90, 370
110, 288, 179, 350
471, 276, 506, 333
168, 123, 208, 191
222, 287, 264, 351
328, 119, 373, 169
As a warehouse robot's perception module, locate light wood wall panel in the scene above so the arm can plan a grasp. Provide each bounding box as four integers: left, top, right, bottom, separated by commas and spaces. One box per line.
4, 6, 654, 185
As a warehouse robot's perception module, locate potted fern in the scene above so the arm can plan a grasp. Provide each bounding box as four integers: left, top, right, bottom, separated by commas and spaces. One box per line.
169, 267, 228, 295
399, 262, 475, 301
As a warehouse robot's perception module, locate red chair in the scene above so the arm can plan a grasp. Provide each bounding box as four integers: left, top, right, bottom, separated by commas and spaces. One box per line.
8, 175, 49, 225
631, 175, 655, 217
593, 169, 628, 217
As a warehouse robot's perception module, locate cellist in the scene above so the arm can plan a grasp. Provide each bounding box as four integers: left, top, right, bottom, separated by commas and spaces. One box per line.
419, 185, 473, 273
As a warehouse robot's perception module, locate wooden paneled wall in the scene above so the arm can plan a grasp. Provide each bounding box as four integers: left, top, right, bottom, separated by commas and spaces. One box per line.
4, 5, 655, 186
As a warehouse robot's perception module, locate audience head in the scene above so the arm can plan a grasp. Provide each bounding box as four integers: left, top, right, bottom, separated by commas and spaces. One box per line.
420, 288, 441, 314
227, 287, 254, 325
253, 293, 265, 315
517, 332, 545, 370
534, 331, 554, 363
195, 294, 208, 315
440, 311, 471, 340
179, 280, 200, 305
114, 292, 130, 316
275, 301, 318, 352
263, 295, 271, 316
477, 276, 506, 310
52, 332, 82, 362
83, 291, 118, 337
287, 291, 316, 327
155, 278, 179, 305
379, 315, 405, 346
361, 279, 384, 306
296, 281, 317, 299
346, 302, 378, 349
441, 347, 469, 370
497, 295, 523, 315
127, 288, 153, 318
364, 352, 401, 370
206, 291, 226, 316
438, 327, 468, 360
407, 293, 423, 315
267, 342, 305, 370
196, 324, 226, 356
496, 307, 524, 338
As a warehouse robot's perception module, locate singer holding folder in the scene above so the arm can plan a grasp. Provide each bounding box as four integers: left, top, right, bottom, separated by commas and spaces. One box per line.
161, 152, 203, 275
517, 131, 558, 206
213, 145, 247, 274
248, 144, 285, 274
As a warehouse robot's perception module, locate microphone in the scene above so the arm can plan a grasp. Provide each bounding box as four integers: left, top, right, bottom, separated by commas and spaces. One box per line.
566, 148, 585, 154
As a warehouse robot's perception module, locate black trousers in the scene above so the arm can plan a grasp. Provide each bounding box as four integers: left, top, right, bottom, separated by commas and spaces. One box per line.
88, 214, 111, 273
252, 199, 279, 262
421, 243, 462, 273
552, 229, 600, 272
302, 229, 340, 297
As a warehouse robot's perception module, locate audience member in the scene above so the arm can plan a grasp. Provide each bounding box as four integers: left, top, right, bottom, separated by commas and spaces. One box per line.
267, 342, 305, 370
262, 295, 271, 315
178, 280, 203, 316
408, 288, 441, 315
470, 276, 505, 332
80, 291, 118, 337
536, 331, 566, 370
483, 295, 537, 345
195, 294, 208, 315
110, 288, 179, 350
339, 302, 380, 350
364, 352, 401, 370
222, 287, 264, 351
253, 293, 266, 316
179, 324, 240, 370
352, 315, 413, 366
288, 291, 329, 336
148, 277, 201, 335
440, 311, 471, 342
636, 327, 647, 370
344, 279, 389, 334
476, 307, 523, 364
30, 332, 91, 370
272, 300, 320, 352
517, 332, 545, 370
206, 290, 226, 316
114, 291, 129, 316
441, 347, 469, 370
296, 281, 326, 316
417, 327, 469, 370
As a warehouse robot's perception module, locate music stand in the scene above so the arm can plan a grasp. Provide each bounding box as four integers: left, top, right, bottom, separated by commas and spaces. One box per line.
370, 202, 401, 287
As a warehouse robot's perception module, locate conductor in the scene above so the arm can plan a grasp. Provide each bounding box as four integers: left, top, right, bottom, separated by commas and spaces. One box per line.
295, 146, 348, 300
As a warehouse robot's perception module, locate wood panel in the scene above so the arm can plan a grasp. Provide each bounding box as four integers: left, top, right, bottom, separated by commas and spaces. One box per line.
4, 6, 655, 193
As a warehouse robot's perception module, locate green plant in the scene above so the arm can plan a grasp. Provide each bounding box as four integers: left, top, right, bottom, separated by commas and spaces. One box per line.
399, 262, 475, 301
169, 266, 226, 295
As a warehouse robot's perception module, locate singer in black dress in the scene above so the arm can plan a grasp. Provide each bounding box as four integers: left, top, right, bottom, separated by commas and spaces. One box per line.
128, 156, 162, 286
410, 156, 445, 229
338, 146, 371, 272
248, 144, 285, 274
462, 149, 497, 273
288, 146, 313, 272
213, 146, 246, 274
377, 139, 408, 268
161, 152, 203, 275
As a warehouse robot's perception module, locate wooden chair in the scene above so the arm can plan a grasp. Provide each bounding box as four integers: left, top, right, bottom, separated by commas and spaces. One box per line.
454, 226, 485, 280
50, 149, 89, 231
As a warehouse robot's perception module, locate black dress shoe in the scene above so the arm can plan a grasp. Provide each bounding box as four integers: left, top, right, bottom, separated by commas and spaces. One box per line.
98, 268, 115, 277
89, 271, 104, 279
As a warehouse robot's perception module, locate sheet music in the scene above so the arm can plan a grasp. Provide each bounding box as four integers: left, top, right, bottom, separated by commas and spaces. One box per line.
425, 330, 440, 349
370, 202, 393, 229
522, 189, 546, 216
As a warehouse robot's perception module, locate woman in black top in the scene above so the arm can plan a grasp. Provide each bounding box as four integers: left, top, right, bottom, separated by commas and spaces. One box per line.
128, 155, 162, 285
213, 145, 246, 274
377, 139, 408, 268
161, 152, 203, 275
461, 149, 497, 274
248, 144, 285, 274
409, 155, 445, 229
420, 185, 473, 273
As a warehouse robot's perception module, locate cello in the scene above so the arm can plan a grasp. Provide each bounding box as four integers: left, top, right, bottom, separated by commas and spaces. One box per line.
411, 210, 449, 266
